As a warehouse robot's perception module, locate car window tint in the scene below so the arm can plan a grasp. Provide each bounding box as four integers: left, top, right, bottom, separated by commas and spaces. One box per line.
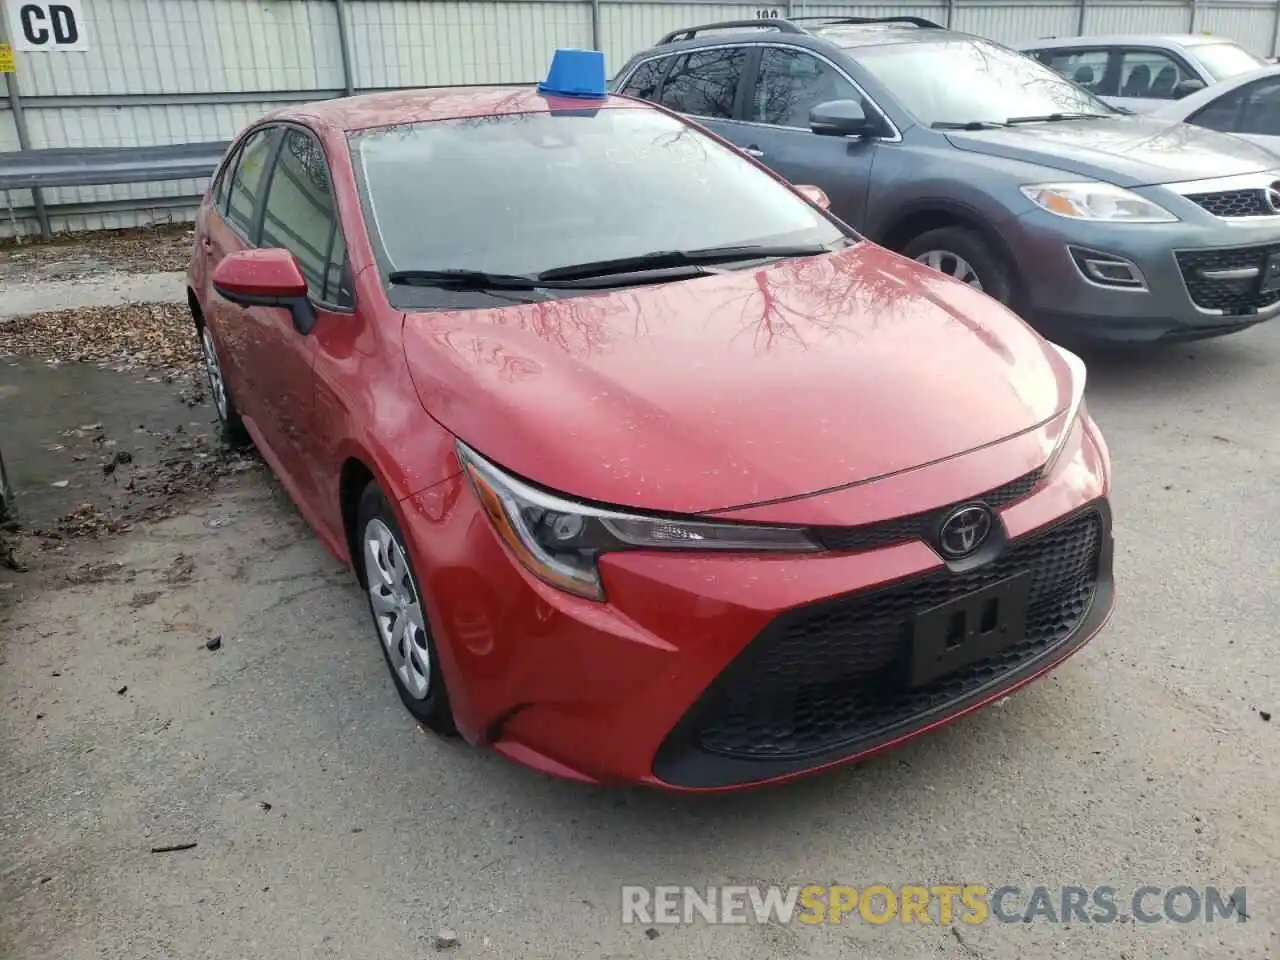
225, 128, 279, 237
1190, 84, 1248, 131
1237, 77, 1280, 135
260, 128, 351, 307
750, 47, 861, 127
323, 228, 355, 307
1118, 49, 1189, 99
1042, 49, 1113, 96
658, 48, 746, 119
212, 145, 240, 214
619, 58, 667, 100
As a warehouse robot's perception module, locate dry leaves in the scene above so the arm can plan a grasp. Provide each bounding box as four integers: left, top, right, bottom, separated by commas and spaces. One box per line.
0, 302, 200, 374
0, 224, 194, 277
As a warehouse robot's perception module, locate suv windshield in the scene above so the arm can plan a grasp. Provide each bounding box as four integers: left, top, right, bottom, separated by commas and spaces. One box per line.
852, 37, 1115, 127
349, 108, 845, 294
1192, 41, 1266, 81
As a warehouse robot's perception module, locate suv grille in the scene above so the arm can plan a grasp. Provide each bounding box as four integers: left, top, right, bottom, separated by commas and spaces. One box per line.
683, 509, 1103, 762
811, 468, 1042, 552
1176, 244, 1280, 316
1185, 189, 1274, 219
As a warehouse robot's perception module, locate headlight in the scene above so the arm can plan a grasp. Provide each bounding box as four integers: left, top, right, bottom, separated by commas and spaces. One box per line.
457, 442, 820, 601
1020, 181, 1178, 223
1043, 343, 1088, 476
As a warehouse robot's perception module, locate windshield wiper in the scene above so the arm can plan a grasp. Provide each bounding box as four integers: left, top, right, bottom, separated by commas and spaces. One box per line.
536, 243, 831, 282
389, 268, 552, 290
931, 120, 1008, 130
1004, 112, 1111, 125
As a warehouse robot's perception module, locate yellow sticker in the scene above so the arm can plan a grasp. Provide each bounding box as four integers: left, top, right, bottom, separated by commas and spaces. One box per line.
0, 44, 15, 74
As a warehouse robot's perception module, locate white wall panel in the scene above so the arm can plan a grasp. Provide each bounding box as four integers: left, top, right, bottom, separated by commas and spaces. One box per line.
11, 0, 344, 97
1198, 3, 1277, 55
601, 3, 762, 70
348, 1, 592, 87
954, 3, 1079, 43
1083, 2, 1191, 35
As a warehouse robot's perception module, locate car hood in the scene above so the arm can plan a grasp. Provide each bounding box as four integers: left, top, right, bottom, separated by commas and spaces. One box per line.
401, 245, 1073, 515
945, 115, 1277, 187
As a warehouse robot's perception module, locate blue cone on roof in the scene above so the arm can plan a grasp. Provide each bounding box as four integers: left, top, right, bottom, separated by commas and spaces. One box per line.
538, 48, 608, 98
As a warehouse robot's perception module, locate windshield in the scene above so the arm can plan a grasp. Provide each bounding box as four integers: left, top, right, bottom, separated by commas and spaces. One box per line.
852, 38, 1115, 126
349, 108, 846, 292
1192, 41, 1266, 81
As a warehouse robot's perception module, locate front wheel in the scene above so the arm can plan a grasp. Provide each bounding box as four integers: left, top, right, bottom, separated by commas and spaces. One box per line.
356, 482, 457, 736
198, 322, 249, 445
901, 226, 1015, 306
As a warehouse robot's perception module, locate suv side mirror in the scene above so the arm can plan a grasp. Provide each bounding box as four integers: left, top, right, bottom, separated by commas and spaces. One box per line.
810, 99, 873, 138
213, 248, 318, 336
1175, 78, 1207, 98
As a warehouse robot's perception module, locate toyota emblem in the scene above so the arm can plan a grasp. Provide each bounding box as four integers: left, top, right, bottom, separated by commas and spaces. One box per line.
1265, 184, 1280, 214
937, 504, 993, 559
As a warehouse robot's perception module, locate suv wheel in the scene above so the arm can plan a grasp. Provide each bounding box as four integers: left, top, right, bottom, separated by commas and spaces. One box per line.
902, 227, 1014, 306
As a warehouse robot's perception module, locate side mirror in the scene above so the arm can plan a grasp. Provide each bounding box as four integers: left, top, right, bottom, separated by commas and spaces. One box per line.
795, 184, 831, 209
1175, 78, 1206, 98
810, 99, 872, 138
212, 248, 317, 336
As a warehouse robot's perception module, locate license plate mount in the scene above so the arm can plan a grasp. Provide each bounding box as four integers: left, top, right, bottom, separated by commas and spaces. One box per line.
908, 572, 1032, 688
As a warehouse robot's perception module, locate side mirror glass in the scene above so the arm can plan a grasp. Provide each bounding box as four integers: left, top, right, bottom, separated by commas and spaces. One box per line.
212, 248, 317, 335
1175, 78, 1206, 98
795, 184, 831, 209
810, 99, 872, 138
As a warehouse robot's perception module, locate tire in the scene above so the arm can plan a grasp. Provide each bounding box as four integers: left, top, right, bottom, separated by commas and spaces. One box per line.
901, 226, 1016, 306
355, 482, 458, 736
196, 319, 250, 446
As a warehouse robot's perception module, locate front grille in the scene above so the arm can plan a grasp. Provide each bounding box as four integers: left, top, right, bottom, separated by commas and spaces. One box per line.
1176, 244, 1280, 316
687, 510, 1103, 762
812, 467, 1042, 552
1186, 189, 1273, 219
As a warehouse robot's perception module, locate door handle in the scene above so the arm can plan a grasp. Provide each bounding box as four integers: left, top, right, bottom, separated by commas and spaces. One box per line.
743, 146, 765, 158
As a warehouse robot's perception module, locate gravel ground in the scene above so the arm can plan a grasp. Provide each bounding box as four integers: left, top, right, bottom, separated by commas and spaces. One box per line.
0, 243, 1277, 960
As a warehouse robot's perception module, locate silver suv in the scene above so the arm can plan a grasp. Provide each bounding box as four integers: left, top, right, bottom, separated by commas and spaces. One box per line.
613, 16, 1280, 344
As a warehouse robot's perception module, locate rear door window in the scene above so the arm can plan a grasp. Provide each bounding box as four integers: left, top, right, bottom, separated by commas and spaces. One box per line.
259, 128, 353, 308
225, 127, 281, 238
1041, 48, 1113, 95
1117, 49, 1192, 99
658, 47, 748, 119
749, 47, 861, 127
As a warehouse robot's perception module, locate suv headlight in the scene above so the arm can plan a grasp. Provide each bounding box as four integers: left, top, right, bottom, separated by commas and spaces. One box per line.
1043, 343, 1088, 476
1020, 181, 1178, 223
457, 442, 820, 600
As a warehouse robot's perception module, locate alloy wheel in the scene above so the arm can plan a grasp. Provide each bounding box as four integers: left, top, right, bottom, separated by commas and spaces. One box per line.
914, 249, 984, 291
201, 327, 229, 422
363, 517, 431, 700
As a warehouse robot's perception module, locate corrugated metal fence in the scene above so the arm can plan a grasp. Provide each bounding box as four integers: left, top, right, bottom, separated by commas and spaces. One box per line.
2, 0, 1279, 237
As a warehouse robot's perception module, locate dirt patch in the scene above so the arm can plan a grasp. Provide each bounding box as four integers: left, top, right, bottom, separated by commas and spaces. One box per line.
0, 302, 200, 376
0, 224, 194, 282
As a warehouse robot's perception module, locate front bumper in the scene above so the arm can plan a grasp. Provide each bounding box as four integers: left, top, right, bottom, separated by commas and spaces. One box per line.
1012, 206, 1280, 344
401, 418, 1113, 791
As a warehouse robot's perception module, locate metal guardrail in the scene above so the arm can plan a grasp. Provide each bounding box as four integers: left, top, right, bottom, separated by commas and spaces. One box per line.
0, 141, 228, 191
0, 141, 228, 238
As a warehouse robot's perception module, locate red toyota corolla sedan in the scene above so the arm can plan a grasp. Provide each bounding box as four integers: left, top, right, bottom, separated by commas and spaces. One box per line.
186, 60, 1114, 792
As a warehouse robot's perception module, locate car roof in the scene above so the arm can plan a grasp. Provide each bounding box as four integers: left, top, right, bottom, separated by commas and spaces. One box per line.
1015, 33, 1243, 50
263, 87, 643, 133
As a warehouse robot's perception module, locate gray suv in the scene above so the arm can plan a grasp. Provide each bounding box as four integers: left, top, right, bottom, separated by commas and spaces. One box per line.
612, 16, 1280, 344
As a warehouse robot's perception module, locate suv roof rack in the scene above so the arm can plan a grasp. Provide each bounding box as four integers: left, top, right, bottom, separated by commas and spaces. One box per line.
657, 18, 807, 45
656, 14, 943, 45
788, 15, 944, 28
